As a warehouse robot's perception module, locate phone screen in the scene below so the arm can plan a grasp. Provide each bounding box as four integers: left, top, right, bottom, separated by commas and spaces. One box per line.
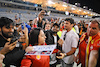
21, 23, 25, 30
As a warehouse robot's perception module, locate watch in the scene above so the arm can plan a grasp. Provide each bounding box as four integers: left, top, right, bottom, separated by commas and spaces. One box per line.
64, 53, 67, 57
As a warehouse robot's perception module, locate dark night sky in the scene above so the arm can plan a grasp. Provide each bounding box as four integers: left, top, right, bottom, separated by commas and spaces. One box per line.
65, 0, 100, 14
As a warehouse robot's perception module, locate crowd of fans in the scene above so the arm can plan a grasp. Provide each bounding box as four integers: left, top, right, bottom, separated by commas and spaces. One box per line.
0, 10, 100, 67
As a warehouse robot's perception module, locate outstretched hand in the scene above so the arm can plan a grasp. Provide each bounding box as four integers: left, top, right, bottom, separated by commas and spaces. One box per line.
56, 53, 65, 59
38, 10, 46, 18
25, 46, 34, 53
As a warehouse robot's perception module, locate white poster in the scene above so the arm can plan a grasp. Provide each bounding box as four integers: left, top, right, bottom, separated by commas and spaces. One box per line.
25, 45, 56, 55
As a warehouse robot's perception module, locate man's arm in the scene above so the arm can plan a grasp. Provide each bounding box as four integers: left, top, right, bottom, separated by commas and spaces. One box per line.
66, 47, 77, 56
56, 47, 77, 59
89, 50, 98, 67
17, 25, 29, 50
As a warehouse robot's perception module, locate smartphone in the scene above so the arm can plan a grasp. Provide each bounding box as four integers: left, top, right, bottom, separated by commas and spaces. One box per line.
41, 10, 48, 16
10, 36, 19, 44
44, 10, 50, 16
10, 30, 20, 44
21, 22, 25, 30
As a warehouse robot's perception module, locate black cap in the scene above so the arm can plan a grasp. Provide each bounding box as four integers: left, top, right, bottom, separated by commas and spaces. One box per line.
53, 23, 59, 28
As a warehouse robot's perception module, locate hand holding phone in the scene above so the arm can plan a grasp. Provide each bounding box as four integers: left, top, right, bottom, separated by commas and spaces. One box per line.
21, 22, 25, 30
10, 36, 20, 44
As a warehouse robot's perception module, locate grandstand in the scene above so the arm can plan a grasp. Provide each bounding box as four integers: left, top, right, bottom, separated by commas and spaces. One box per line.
0, 0, 91, 22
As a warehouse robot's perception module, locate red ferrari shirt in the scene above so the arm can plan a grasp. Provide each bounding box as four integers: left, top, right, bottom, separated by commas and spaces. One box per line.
79, 33, 100, 67
21, 55, 49, 67
21, 43, 50, 67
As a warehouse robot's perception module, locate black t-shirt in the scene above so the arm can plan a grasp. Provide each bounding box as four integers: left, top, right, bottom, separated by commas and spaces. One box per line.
37, 21, 43, 28
0, 35, 25, 67
0, 35, 8, 47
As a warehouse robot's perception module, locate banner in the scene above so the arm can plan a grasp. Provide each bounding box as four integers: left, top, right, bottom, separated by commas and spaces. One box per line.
25, 45, 56, 55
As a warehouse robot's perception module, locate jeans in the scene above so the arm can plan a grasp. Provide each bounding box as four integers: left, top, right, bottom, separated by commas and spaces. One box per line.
61, 60, 73, 67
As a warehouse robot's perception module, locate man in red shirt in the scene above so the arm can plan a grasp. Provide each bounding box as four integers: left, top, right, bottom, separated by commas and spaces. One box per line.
75, 20, 100, 67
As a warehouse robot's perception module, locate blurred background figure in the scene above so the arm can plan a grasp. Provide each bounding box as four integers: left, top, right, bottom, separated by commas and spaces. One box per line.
44, 23, 51, 31
28, 20, 33, 28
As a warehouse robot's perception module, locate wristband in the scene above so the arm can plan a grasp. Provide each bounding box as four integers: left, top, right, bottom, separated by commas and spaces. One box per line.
22, 43, 26, 46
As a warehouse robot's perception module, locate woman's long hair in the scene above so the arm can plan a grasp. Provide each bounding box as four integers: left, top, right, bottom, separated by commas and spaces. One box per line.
29, 28, 42, 46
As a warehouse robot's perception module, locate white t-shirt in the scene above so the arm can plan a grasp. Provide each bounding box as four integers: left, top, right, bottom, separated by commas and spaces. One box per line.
60, 29, 79, 64
53, 35, 57, 44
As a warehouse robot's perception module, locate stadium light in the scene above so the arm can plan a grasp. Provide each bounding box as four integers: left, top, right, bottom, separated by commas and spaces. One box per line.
79, 9, 81, 11
48, 1, 55, 4
65, 11, 69, 15
63, 5, 67, 7
71, 7, 75, 10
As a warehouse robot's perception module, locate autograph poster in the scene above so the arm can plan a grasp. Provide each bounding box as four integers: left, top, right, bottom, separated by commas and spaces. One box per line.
25, 45, 56, 55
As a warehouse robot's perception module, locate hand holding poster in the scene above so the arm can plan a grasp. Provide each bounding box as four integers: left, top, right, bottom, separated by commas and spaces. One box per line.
25, 45, 56, 55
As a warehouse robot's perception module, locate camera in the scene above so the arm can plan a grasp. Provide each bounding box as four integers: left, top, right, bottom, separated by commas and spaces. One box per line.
10, 30, 20, 44
10, 36, 20, 44
41, 10, 50, 16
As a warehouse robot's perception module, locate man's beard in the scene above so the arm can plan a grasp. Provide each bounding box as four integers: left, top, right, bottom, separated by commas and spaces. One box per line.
1, 30, 13, 38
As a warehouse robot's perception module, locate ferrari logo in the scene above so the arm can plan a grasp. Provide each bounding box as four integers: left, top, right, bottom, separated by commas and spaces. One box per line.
91, 40, 94, 44
36, 55, 41, 60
